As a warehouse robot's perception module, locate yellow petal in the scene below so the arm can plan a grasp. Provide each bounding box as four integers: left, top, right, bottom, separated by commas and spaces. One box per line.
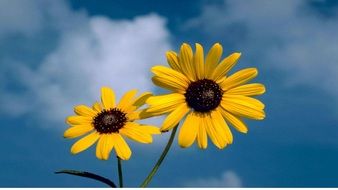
146, 93, 186, 115
127, 109, 154, 120
166, 51, 181, 72
101, 134, 115, 160
211, 52, 241, 81
147, 93, 185, 105
64, 125, 94, 139
218, 108, 248, 133
226, 83, 266, 96
101, 87, 115, 110
194, 43, 205, 80
66, 115, 92, 125
71, 132, 100, 154
212, 110, 233, 144
139, 125, 161, 134
197, 115, 208, 149
117, 89, 138, 112
133, 92, 152, 108
120, 122, 153, 144
123, 92, 153, 118
220, 68, 258, 91
92, 102, 102, 112
216, 77, 226, 85
178, 112, 198, 148
161, 103, 190, 132
179, 43, 196, 81
223, 94, 265, 109
151, 65, 190, 90
152, 76, 186, 93
205, 112, 227, 149
74, 105, 97, 117
113, 134, 132, 160
205, 43, 223, 78
96, 135, 105, 160
221, 97, 265, 120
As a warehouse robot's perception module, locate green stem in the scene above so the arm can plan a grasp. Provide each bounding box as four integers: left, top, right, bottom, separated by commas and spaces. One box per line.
117, 157, 123, 187
140, 124, 178, 187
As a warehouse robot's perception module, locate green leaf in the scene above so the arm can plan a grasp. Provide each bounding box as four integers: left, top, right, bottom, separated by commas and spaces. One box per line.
55, 169, 116, 187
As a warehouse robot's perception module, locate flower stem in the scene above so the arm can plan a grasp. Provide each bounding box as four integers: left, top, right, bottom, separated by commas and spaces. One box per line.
140, 124, 178, 187
117, 157, 123, 187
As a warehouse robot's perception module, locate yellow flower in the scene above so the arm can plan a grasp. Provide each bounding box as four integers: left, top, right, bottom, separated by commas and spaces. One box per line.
147, 43, 265, 149
64, 87, 160, 160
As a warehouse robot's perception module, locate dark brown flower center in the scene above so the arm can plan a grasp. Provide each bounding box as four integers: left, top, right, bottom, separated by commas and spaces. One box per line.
93, 108, 127, 134
185, 79, 223, 113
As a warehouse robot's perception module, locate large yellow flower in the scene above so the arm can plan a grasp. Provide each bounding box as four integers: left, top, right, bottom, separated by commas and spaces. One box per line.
146, 43, 265, 149
64, 87, 160, 160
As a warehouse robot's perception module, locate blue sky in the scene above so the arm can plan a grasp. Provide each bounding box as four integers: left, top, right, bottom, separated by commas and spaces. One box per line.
1, 0, 338, 187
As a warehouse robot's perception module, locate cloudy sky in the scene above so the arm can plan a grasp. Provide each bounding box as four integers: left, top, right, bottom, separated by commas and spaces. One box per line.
1, 0, 338, 187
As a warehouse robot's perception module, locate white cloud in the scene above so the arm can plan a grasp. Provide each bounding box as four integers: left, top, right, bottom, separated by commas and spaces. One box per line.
0, 0, 171, 125
184, 170, 243, 187
185, 0, 338, 99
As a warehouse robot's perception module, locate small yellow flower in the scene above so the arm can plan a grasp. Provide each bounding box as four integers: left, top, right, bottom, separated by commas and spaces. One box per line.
64, 87, 160, 160
147, 43, 265, 149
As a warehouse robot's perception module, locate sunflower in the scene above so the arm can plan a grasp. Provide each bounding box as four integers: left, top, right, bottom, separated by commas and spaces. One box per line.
64, 87, 160, 160
146, 43, 265, 149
